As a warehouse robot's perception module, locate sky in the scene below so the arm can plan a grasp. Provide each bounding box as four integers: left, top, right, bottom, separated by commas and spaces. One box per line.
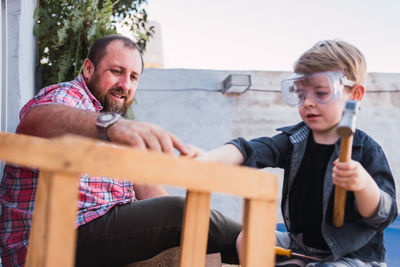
145, 0, 400, 73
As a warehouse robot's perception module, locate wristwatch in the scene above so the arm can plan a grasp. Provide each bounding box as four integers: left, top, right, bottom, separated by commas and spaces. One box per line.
96, 112, 121, 140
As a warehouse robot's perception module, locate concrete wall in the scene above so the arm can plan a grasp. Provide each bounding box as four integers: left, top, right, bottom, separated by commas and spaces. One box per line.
0, 0, 7, 179
1, 0, 7, 133
0, 0, 36, 181
133, 69, 400, 222
6, 0, 36, 133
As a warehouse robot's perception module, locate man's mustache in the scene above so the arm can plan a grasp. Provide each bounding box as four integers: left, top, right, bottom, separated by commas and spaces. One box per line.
108, 87, 128, 99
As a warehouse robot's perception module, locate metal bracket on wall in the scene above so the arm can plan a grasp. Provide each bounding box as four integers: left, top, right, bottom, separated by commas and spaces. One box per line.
222, 74, 252, 94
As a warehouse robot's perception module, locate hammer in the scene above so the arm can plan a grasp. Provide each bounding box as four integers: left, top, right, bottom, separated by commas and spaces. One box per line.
333, 100, 360, 227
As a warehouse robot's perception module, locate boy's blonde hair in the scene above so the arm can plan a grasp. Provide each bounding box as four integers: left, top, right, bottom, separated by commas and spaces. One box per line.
294, 40, 367, 85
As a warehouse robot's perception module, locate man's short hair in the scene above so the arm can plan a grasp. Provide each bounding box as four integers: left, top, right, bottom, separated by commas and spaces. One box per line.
87, 34, 144, 73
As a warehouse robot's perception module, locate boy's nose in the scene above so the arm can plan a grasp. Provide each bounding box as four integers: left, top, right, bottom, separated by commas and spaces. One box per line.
302, 92, 316, 107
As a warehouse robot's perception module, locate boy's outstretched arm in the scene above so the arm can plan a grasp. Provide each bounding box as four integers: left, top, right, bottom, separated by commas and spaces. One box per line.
195, 144, 245, 165
332, 159, 381, 218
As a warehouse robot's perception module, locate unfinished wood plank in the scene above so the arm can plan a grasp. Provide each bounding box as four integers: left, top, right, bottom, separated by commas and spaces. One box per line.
0, 133, 278, 201
0, 132, 280, 266
26, 170, 52, 267
180, 190, 211, 267
241, 199, 277, 267
43, 171, 79, 267
241, 199, 250, 265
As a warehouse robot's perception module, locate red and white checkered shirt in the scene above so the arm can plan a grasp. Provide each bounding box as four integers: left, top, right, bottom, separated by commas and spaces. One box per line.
0, 75, 136, 266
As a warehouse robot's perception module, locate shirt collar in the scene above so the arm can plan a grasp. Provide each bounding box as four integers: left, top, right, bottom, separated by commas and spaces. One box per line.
278, 121, 362, 146
75, 74, 103, 111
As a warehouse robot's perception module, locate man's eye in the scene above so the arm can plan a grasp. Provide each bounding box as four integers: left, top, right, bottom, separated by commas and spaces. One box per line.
111, 69, 122, 74
130, 75, 138, 81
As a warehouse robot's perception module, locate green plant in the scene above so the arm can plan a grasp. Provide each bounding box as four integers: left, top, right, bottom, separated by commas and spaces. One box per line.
34, 0, 154, 89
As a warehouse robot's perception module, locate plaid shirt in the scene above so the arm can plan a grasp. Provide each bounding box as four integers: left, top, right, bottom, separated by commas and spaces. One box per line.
0, 75, 136, 266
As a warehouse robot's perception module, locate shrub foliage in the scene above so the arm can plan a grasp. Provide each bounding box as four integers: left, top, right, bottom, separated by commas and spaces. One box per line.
34, 0, 153, 88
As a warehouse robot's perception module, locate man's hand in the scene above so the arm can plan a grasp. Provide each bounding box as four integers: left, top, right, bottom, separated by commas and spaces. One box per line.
18, 105, 192, 156
107, 119, 190, 155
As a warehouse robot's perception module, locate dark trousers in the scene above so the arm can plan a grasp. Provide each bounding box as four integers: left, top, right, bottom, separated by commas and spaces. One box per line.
75, 196, 241, 267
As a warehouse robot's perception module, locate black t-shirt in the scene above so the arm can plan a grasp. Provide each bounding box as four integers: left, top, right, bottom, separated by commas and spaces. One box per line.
289, 134, 334, 250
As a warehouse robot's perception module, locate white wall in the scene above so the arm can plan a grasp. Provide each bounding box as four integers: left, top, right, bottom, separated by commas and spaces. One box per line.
1, 0, 7, 133
134, 69, 400, 222
1, 0, 36, 180
1, 0, 8, 178
6, 0, 36, 133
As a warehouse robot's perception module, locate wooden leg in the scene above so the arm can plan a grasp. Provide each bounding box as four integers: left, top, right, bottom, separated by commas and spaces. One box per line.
26, 171, 79, 267
241, 199, 277, 267
26, 170, 52, 267
179, 190, 211, 267
44, 171, 79, 267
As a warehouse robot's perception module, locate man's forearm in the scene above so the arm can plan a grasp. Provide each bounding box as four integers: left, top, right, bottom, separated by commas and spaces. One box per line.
133, 183, 169, 199
17, 103, 190, 155
17, 104, 99, 138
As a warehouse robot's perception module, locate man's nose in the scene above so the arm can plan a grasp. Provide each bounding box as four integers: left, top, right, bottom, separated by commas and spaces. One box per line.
117, 74, 132, 91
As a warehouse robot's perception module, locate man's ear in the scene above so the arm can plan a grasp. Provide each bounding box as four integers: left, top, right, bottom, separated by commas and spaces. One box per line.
82, 59, 95, 80
351, 84, 365, 101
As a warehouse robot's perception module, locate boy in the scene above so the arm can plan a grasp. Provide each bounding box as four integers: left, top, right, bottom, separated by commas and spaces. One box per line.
196, 40, 397, 266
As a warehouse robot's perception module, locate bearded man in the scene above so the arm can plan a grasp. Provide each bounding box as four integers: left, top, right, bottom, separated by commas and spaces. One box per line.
0, 34, 241, 267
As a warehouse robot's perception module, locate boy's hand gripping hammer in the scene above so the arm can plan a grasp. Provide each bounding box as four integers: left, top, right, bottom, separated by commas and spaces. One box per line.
333, 100, 360, 227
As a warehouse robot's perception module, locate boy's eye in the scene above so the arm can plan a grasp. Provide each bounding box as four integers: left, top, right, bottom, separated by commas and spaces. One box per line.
315, 91, 329, 97
295, 89, 305, 96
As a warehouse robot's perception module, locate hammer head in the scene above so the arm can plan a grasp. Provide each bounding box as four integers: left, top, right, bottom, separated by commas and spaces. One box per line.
337, 100, 360, 137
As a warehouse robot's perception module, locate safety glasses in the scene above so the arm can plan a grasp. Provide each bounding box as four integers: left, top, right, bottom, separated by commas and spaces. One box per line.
280, 71, 356, 107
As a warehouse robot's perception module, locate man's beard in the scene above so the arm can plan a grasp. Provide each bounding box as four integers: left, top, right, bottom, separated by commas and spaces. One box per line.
101, 88, 132, 116
87, 79, 132, 116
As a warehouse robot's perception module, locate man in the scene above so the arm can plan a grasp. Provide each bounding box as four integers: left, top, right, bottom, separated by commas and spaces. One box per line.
0, 34, 241, 266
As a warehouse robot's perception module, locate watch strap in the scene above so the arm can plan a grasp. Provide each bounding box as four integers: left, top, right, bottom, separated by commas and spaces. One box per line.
96, 112, 121, 141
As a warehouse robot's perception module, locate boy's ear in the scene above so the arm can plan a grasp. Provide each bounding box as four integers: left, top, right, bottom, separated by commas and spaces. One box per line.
351, 84, 365, 101
82, 59, 95, 80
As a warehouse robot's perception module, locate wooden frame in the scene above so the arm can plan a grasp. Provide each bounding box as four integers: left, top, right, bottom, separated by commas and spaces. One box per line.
0, 132, 278, 267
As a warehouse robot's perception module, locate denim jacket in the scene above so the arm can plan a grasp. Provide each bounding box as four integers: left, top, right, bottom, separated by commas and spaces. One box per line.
228, 122, 397, 262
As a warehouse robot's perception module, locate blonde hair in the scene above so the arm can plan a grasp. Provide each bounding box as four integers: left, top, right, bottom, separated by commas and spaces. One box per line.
294, 40, 367, 85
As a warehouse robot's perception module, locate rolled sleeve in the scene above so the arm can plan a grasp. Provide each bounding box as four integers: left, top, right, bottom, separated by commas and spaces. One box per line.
227, 137, 257, 167
361, 189, 397, 230
227, 133, 290, 169
20, 79, 98, 121
360, 143, 398, 230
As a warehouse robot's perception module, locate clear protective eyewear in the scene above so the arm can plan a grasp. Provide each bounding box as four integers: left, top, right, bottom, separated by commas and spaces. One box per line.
280, 71, 356, 107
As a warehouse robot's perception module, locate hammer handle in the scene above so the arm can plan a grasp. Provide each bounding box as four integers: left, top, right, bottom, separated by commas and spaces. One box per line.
333, 135, 353, 227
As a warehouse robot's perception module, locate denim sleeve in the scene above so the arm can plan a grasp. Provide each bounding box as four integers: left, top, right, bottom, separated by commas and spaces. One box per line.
226, 133, 291, 169
360, 145, 398, 230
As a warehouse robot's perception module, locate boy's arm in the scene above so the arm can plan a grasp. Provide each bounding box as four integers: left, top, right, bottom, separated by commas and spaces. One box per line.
353, 178, 381, 218
332, 160, 380, 218
196, 144, 245, 165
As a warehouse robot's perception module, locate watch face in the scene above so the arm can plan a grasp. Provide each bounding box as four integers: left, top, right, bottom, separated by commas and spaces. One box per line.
100, 113, 114, 122
96, 112, 121, 140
